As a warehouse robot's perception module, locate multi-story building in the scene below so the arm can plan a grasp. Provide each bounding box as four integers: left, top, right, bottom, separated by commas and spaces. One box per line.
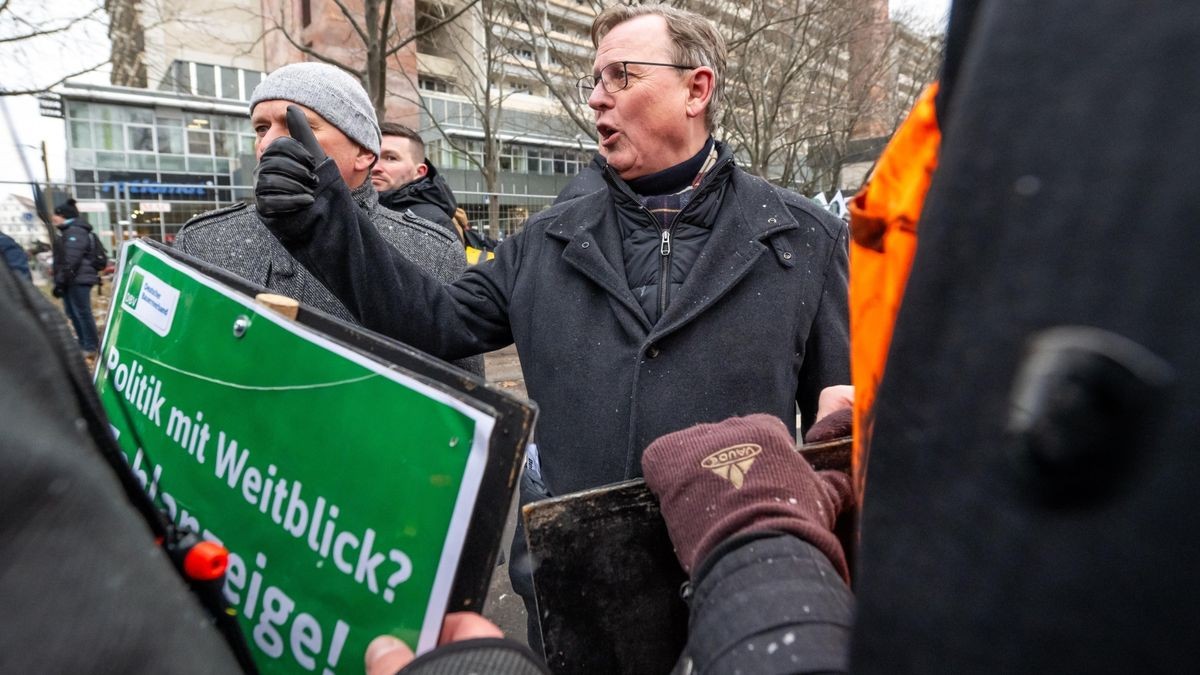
54, 0, 267, 242
57, 0, 935, 242
57, 78, 263, 243
0, 194, 44, 249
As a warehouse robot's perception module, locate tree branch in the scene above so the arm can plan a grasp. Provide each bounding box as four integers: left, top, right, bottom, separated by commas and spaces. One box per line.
0, 5, 104, 45
0, 59, 110, 96
328, 0, 370, 44
384, 0, 480, 58
266, 8, 359, 76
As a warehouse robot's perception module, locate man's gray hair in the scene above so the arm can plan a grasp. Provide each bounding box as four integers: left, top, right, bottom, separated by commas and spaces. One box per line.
591, 3, 727, 131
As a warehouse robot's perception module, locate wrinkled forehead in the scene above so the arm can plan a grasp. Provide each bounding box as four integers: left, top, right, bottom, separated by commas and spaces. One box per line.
592, 15, 674, 72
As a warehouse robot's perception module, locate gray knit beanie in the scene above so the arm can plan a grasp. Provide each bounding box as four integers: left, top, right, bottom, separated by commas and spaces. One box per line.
250, 63, 381, 156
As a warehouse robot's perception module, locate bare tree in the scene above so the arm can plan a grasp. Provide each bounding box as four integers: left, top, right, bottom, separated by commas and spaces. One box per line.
260, 0, 479, 120
494, 0, 940, 195
391, 0, 525, 233
716, 0, 941, 194
106, 0, 147, 87
506, 0, 602, 142
0, 1, 111, 95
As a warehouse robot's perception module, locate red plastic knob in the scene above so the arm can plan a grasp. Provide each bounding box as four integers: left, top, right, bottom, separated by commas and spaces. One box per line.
183, 541, 229, 581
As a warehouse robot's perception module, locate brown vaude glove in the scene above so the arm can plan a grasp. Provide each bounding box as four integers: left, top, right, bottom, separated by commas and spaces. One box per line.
642, 414, 853, 581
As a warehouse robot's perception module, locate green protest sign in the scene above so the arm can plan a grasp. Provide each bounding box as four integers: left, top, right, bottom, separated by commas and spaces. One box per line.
96, 241, 498, 674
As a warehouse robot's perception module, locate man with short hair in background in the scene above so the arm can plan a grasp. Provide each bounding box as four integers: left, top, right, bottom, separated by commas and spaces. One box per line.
373, 122, 461, 242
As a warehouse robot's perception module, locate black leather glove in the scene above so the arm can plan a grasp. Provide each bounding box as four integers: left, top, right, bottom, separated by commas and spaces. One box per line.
52, 284, 65, 298
254, 105, 329, 217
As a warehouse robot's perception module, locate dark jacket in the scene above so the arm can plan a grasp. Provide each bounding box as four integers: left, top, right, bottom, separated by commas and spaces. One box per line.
54, 218, 99, 287
0, 254, 243, 672
264, 142, 849, 497
554, 153, 607, 204
0, 231, 30, 281
378, 162, 459, 240
673, 533, 852, 674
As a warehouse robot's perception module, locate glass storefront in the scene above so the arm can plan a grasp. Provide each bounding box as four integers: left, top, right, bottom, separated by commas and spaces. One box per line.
62, 94, 257, 242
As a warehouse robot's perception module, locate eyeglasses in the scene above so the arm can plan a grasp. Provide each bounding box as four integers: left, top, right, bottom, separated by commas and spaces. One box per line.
577, 60, 697, 104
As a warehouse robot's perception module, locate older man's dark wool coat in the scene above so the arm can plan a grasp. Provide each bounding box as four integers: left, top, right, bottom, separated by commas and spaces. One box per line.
268, 144, 849, 496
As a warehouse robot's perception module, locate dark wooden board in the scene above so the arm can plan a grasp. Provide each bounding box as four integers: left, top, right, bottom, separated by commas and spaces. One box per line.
525, 437, 851, 674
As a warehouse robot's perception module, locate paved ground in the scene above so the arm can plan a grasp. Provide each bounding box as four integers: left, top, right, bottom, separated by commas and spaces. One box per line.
479, 345, 531, 645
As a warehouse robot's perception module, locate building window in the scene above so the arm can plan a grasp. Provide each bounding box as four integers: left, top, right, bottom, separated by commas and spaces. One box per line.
213, 132, 237, 157
94, 123, 124, 151
220, 66, 239, 99
419, 76, 451, 93
187, 129, 213, 155
195, 64, 216, 97
243, 70, 262, 98
70, 121, 93, 149
171, 61, 191, 94
157, 126, 182, 154
416, 1, 453, 57
238, 134, 256, 156
127, 124, 155, 152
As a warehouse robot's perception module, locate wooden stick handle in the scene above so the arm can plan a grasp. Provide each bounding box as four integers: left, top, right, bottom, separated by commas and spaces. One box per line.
254, 293, 300, 321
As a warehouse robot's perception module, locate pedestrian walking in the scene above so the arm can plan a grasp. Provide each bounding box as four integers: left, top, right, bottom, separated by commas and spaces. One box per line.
51, 198, 102, 355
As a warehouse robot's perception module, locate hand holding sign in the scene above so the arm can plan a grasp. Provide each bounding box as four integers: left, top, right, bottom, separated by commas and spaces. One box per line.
364, 614, 505, 675
255, 105, 329, 217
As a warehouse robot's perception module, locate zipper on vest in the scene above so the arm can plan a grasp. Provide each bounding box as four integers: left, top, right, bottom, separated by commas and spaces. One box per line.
658, 224, 673, 319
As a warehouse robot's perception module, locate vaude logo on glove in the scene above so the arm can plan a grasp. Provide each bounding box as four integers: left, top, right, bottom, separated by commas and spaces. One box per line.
700, 443, 762, 489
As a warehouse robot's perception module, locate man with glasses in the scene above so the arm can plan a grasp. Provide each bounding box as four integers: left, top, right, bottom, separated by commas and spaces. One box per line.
252, 3, 850, 649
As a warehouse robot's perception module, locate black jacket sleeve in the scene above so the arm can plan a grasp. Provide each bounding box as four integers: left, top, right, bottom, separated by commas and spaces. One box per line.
674, 532, 854, 675
263, 160, 518, 360
796, 223, 851, 432
1, 233, 30, 281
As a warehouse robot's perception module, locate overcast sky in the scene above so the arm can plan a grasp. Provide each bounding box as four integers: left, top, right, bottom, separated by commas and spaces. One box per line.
1, 0, 955, 186
892, 0, 952, 27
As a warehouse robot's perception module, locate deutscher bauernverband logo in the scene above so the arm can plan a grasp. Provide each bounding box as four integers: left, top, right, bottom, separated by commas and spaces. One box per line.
700, 443, 762, 489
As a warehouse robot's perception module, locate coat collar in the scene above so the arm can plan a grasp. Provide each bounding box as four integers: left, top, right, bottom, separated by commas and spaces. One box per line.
351, 177, 380, 215
544, 142, 801, 338
546, 192, 653, 332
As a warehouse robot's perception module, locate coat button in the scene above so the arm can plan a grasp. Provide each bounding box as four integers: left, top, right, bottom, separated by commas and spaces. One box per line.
1007, 326, 1173, 502
581, 241, 590, 248
647, 345, 660, 358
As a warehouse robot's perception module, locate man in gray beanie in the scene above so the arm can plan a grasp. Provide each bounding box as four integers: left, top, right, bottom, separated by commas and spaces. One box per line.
175, 62, 481, 376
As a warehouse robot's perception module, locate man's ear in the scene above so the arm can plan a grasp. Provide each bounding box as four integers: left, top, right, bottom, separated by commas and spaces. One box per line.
355, 147, 377, 174
685, 67, 715, 121
416, 161, 429, 178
